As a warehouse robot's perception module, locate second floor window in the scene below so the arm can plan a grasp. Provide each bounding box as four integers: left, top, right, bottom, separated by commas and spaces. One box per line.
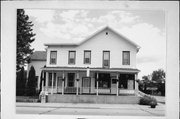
69, 51, 76, 64
103, 51, 110, 68
84, 51, 91, 64
50, 51, 57, 64
123, 51, 130, 65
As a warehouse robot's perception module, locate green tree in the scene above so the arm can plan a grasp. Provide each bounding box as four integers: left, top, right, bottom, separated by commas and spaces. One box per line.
16, 67, 27, 96
17, 9, 35, 71
151, 69, 165, 83
142, 75, 149, 81
27, 66, 36, 96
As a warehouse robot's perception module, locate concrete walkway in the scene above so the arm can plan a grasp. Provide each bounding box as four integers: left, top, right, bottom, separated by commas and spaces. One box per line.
153, 96, 165, 104
16, 102, 165, 116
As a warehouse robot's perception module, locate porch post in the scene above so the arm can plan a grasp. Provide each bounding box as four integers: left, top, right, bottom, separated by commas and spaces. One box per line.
42, 80, 44, 91
76, 72, 79, 95
62, 71, 65, 95
135, 73, 138, 90
55, 73, 58, 93
41, 71, 44, 91
116, 73, 119, 96
96, 73, 99, 96
45, 72, 49, 92
51, 72, 54, 94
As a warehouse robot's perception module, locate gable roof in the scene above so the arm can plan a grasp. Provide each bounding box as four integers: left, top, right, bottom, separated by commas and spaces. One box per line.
30, 51, 46, 61
44, 26, 141, 50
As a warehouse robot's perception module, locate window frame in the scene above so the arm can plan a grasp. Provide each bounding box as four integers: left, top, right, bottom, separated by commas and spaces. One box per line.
68, 51, 76, 64
48, 73, 56, 87
67, 73, 75, 87
50, 51, 57, 65
102, 51, 110, 68
84, 50, 91, 64
48, 73, 52, 86
122, 51, 130, 65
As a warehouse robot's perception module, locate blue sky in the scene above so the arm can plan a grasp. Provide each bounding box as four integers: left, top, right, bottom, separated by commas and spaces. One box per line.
25, 9, 166, 79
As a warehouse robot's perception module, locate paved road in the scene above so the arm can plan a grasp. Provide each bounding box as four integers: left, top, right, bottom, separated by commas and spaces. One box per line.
16, 103, 165, 116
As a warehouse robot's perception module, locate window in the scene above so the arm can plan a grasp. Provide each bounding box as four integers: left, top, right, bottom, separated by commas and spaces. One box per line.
123, 51, 130, 65
95, 73, 111, 88
119, 74, 134, 89
68, 73, 75, 87
48, 73, 56, 86
103, 51, 110, 68
53, 73, 56, 86
68, 51, 76, 64
84, 51, 91, 64
48, 73, 52, 86
50, 51, 57, 64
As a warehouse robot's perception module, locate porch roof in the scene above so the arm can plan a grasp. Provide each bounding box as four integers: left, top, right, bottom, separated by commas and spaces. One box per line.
41, 67, 140, 73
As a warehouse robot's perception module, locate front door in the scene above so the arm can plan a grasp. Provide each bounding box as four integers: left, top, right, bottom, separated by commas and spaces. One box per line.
82, 77, 91, 93
57, 77, 64, 93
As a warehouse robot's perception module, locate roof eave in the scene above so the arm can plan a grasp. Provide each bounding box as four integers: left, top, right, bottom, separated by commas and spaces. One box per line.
44, 43, 79, 47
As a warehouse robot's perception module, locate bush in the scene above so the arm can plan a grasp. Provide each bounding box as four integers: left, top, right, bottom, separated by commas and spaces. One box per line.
139, 95, 157, 106
16, 67, 27, 96
26, 66, 36, 96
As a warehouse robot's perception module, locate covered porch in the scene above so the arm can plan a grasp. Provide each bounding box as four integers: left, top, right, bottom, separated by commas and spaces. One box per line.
41, 67, 140, 96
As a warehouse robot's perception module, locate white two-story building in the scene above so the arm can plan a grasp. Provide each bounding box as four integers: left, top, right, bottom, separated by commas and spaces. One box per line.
40, 26, 140, 100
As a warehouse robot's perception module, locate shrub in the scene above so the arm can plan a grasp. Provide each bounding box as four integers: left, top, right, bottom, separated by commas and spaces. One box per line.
139, 95, 157, 106
26, 66, 36, 96
16, 67, 27, 96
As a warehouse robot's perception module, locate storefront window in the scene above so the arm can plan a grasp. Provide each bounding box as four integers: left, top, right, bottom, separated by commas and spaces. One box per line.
95, 73, 111, 88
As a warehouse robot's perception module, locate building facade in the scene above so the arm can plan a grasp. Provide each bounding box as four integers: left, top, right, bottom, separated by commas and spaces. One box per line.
40, 26, 140, 96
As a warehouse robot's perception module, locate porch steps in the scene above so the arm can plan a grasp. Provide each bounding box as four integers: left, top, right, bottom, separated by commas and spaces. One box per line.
48, 94, 140, 104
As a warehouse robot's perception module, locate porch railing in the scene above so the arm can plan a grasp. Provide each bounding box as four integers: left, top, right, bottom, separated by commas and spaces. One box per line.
81, 86, 91, 94
48, 86, 136, 95
64, 87, 80, 94
96, 88, 112, 94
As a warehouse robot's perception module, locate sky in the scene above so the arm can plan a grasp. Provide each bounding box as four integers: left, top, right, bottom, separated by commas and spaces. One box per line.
24, 9, 166, 79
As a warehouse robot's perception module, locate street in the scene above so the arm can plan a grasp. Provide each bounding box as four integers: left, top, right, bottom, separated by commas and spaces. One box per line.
16, 103, 165, 116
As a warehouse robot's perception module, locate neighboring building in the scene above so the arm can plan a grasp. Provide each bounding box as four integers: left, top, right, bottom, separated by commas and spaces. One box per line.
27, 51, 46, 91
41, 26, 141, 98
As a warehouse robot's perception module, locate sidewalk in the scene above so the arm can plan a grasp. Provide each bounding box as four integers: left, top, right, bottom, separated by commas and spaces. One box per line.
16, 102, 165, 116
153, 96, 165, 104
17, 102, 143, 109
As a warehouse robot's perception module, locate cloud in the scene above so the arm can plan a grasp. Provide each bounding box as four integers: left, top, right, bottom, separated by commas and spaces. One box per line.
87, 11, 139, 26
117, 23, 166, 57
137, 56, 161, 64
39, 21, 90, 42
25, 9, 55, 23
59, 10, 80, 22
59, 10, 89, 22
37, 10, 141, 41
